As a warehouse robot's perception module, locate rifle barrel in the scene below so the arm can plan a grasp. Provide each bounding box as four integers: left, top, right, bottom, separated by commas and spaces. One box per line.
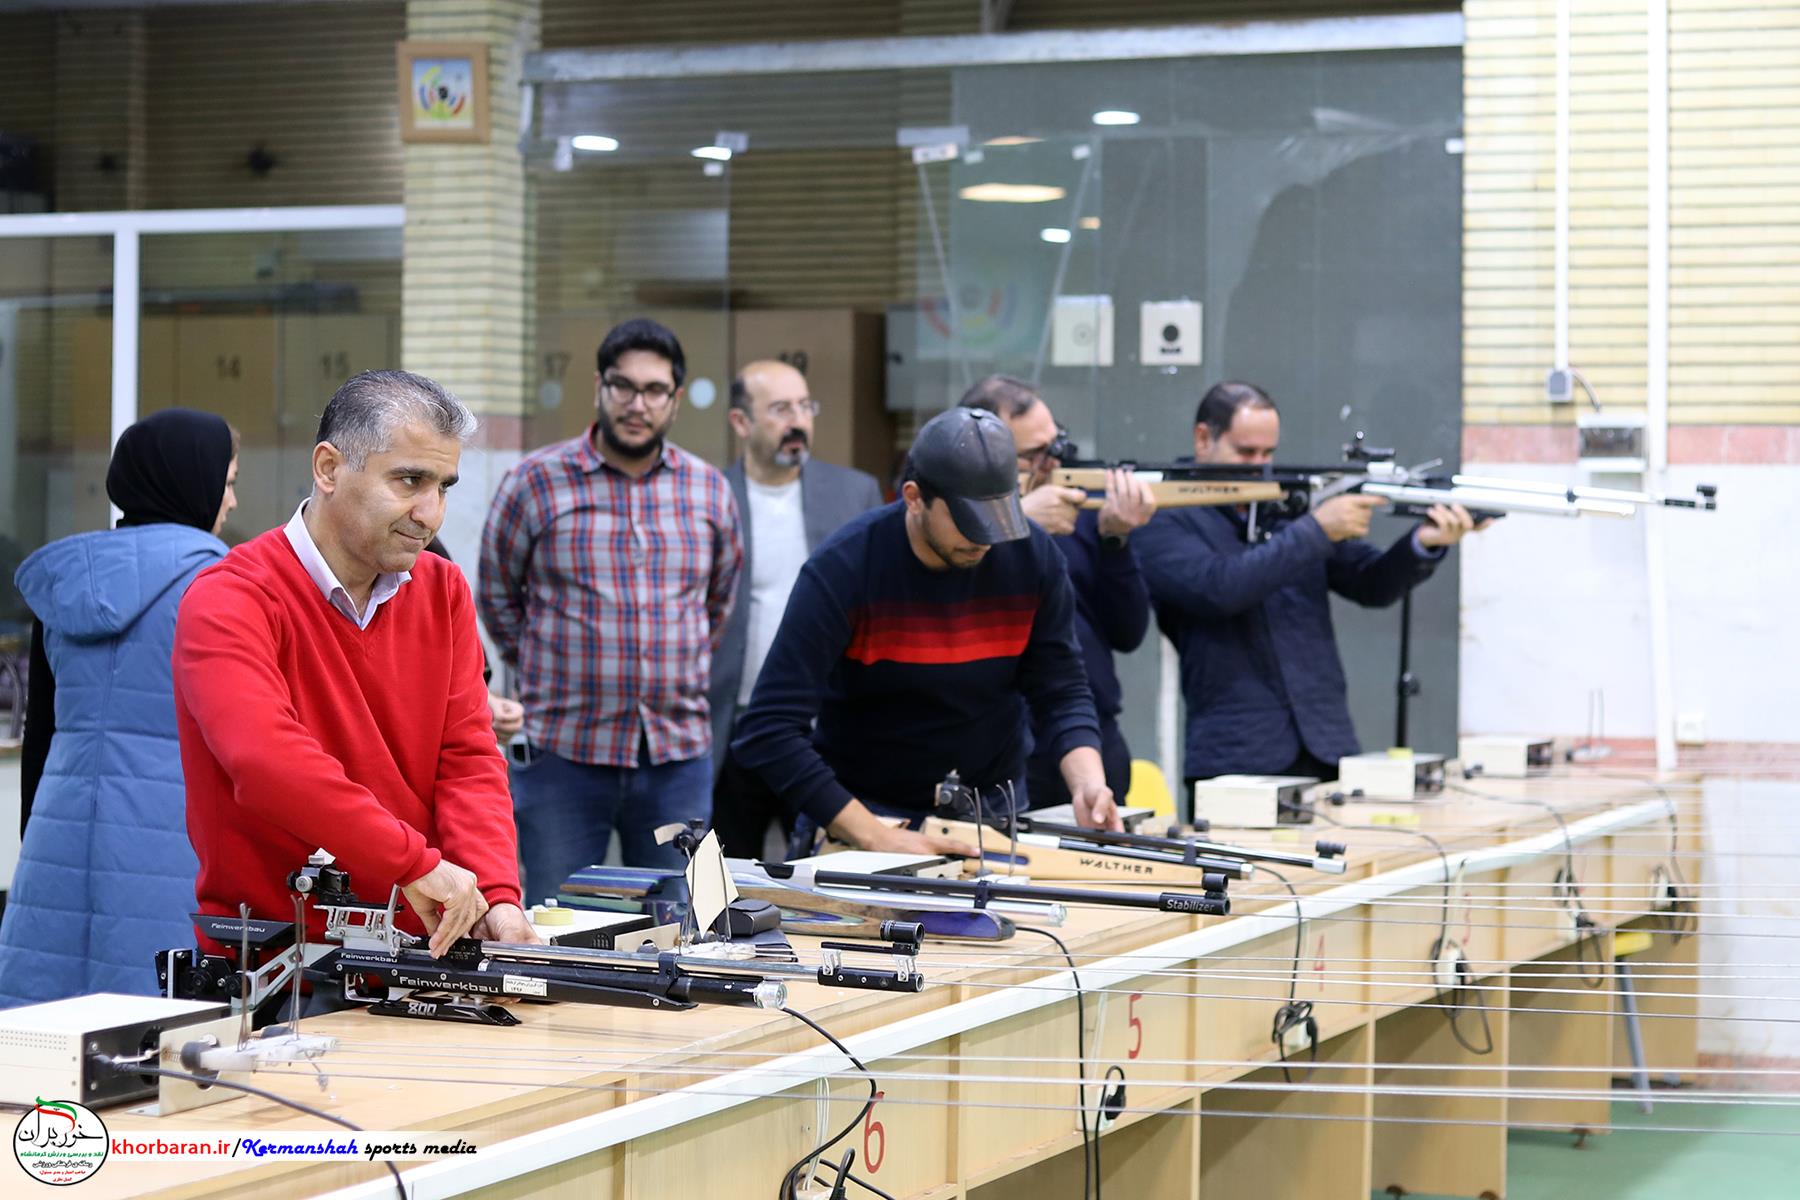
1020, 819, 1343, 875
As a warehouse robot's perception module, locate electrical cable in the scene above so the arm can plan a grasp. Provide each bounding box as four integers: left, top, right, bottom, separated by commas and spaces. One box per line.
116, 1062, 406, 1199
1314, 804, 1493, 1055
805, 1149, 900, 1200
1019, 925, 1097, 1200
777, 1005, 880, 1200
1449, 781, 1608, 988
1261, 866, 1316, 1084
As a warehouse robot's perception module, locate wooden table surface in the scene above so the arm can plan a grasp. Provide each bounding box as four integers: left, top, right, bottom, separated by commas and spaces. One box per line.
2, 767, 1700, 1200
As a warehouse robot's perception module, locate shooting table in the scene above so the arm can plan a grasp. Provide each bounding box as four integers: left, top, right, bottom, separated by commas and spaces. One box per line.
6, 769, 1699, 1200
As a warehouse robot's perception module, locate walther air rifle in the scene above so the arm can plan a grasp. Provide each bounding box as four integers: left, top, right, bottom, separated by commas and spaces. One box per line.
1048, 432, 1718, 539
922, 770, 1347, 881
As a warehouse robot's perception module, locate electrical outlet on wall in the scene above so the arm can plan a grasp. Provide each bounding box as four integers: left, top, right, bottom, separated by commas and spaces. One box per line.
1675, 712, 1706, 745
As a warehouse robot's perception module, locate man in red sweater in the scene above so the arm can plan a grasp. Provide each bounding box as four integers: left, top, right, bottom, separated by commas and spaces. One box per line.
174, 370, 531, 958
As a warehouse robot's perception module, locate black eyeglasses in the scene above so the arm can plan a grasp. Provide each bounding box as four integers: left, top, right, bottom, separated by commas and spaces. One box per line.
603, 374, 677, 410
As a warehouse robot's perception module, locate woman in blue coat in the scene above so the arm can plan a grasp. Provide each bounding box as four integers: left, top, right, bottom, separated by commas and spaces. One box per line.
0, 409, 238, 1007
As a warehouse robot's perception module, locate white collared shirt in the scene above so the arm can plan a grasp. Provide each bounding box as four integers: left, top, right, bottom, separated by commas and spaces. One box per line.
283, 500, 410, 629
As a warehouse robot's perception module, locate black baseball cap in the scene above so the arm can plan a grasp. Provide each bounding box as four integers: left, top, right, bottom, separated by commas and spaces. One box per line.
908, 407, 1030, 544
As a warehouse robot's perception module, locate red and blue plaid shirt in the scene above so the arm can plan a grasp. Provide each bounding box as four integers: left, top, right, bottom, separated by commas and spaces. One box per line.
478, 428, 742, 767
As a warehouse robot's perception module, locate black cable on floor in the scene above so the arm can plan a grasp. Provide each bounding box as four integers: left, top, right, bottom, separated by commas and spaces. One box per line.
1019, 925, 1098, 1200
121, 1063, 406, 1199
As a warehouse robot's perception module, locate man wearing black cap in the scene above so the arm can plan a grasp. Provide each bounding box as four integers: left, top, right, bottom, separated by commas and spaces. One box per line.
732, 407, 1121, 855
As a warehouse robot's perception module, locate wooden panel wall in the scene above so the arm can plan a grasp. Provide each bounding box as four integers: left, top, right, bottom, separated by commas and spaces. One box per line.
0, 14, 58, 150
144, 4, 405, 209
1008, 0, 1453, 28
1463, 0, 1800, 427
1668, 0, 1800, 424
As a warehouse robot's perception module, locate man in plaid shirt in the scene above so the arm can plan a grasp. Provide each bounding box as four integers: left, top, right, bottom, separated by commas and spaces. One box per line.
479, 318, 742, 897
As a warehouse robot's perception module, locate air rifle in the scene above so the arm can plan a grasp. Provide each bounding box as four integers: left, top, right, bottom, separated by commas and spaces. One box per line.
924, 770, 1346, 880
161, 857, 922, 1027
1049, 432, 1717, 538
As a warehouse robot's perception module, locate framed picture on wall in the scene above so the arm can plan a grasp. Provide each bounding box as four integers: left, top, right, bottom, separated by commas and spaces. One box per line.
396, 40, 490, 144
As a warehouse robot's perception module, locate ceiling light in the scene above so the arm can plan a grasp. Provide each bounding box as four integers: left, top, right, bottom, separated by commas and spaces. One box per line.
571, 134, 619, 153
1040, 227, 1072, 244
958, 183, 1067, 203
984, 135, 1043, 146
1079, 216, 1101, 230
691, 145, 733, 161
1092, 110, 1141, 126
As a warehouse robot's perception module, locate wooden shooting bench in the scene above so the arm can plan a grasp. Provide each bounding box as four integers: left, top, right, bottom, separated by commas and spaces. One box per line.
7, 769, 1700, 1200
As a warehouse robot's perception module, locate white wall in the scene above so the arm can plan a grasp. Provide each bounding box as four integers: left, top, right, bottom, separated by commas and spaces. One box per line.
1459, 464, 1800, 743
1699, 777, 1800, 1063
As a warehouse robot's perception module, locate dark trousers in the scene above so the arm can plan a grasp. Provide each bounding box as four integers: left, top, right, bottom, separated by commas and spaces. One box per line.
511, 742, 713, 903
1027, 717, 1133, 811
712, 743, 795, 861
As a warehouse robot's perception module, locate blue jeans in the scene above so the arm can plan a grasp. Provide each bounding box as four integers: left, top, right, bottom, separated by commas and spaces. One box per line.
510, 743, 713, 904
785, 776, 1029, 860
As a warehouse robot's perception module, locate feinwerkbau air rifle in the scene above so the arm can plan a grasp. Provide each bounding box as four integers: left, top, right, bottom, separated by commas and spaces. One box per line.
161, 855, 923, 1027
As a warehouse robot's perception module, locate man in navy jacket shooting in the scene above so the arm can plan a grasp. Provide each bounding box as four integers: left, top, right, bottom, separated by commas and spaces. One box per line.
1133, 381, 1483, 788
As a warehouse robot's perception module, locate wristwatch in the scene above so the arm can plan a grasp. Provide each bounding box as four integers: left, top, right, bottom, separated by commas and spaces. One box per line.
1100, 533, 1129, 553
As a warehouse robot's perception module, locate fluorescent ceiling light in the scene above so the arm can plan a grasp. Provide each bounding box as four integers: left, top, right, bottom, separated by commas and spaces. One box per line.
571, 134, 619, 153
1040, 227, 1072, 244
984, 135, 1043, 146
1092, 110, 1141, 126
1079, 216, 1101, 230
958, 183, 1067, 203
691, 145, 733, 161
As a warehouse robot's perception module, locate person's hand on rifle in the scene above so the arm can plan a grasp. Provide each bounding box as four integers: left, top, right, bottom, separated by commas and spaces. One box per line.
1415, 502, 1491, 549
1021, 485, 1086, 536
1097, 467, 1157, 539
1311, 494, 1387, 542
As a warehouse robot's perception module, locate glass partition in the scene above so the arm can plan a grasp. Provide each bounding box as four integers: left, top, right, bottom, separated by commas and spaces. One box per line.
529, 84, 735, 467
529, 43, 1463, 771
138, 228, 403, 541
0, 235, 114, 733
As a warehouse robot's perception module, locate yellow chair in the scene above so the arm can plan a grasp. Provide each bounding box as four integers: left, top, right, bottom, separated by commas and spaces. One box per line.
1126, 758, 1175, 817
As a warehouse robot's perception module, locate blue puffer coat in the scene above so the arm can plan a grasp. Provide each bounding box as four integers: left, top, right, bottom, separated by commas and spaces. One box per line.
0, 524, 225, 1007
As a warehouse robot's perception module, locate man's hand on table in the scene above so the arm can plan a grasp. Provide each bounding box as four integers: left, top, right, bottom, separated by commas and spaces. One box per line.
1061, 745, 1124, 831
402, 858, 489, 956
471, 903, 542, 945
1070, 779, 1122, 831
828, 799, 976, 859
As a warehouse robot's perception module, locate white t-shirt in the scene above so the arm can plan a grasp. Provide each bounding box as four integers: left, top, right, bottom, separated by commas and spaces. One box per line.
738, 476, 810, 706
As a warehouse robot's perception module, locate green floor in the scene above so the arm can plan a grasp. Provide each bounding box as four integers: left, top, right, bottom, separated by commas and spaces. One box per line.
1502, 1099, 1800, 1200
1376, 1097, 1800, 1200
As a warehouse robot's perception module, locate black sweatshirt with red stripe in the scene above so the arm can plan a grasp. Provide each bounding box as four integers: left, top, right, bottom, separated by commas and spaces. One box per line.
731, 501, 1101, 827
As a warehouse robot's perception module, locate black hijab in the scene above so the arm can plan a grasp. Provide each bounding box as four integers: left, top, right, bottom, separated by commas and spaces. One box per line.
106, 408, 235, 532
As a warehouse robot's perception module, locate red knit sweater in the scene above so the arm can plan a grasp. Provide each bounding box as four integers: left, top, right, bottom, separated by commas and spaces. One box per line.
174, 528, 520, 950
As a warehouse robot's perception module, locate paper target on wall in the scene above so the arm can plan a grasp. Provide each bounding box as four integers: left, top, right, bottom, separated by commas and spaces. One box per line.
1140, 300, 1203, 367
1051, 294, 1115, 367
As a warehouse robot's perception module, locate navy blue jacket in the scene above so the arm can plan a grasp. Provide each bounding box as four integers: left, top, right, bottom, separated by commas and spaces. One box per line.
732, 502, 1101, 826
1047, 510, 1149, 722
1134, 506, 1441, 780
